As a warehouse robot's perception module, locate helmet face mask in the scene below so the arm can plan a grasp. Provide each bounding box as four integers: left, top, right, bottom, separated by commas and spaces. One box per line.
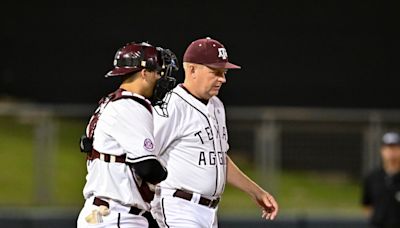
151, 47, 179, 117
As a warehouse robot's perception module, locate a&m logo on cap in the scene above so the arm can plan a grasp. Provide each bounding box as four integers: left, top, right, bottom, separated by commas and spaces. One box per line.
218, 48, 228, 60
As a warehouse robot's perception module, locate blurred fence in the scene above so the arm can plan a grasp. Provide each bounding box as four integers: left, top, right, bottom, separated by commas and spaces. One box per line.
2, 102, 400, 226
226, 107, 400, 179
2, 102, 400, 201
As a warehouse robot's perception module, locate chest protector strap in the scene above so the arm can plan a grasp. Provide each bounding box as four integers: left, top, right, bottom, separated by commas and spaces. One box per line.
79, 88, 152, 160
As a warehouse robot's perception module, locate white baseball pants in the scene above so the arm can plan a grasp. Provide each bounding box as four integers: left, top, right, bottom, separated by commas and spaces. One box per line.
77, 196, 148, 228
151, 188, 218, 228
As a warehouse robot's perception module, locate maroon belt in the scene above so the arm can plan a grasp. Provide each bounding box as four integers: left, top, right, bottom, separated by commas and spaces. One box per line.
173, 190, 220, 208
93, 197, 143, 215
87, 150, 126, 163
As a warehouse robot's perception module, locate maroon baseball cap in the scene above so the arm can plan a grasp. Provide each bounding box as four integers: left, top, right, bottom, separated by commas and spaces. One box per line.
183, 37, 241, 69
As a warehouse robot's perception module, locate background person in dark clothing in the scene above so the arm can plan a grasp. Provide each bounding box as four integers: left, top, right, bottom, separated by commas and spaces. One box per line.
362, 132, 400, 228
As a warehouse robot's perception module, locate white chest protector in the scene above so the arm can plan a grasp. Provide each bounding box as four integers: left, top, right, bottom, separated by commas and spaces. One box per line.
154, 85, 229, 197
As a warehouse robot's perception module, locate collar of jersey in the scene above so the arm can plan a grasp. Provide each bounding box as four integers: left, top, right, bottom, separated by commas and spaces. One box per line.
120, 90, 151, 105
178, 84, 209, 105
174, 85, 211, 115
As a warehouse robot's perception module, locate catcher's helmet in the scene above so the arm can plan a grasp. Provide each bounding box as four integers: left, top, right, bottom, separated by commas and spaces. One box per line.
105, 41, 179, 113
106, 42, 169, 77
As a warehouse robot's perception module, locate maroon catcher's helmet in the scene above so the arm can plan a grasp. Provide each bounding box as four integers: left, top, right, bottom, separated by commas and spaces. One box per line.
105, 41, 179, 113
106, 42, 164, 77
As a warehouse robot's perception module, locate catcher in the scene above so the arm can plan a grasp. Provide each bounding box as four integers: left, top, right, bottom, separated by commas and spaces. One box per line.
77, 41, 178, 228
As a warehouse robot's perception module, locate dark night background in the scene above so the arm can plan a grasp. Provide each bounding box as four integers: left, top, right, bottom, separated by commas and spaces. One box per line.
0, 1, 397, 108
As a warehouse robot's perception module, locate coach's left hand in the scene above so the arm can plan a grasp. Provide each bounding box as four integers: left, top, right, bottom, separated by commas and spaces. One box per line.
254, 190, 278, 220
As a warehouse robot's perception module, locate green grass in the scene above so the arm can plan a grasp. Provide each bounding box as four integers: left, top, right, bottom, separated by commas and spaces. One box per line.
0, 117, 364, 217
0, 116, 87, 207
276, 171, 362, 216
219, 158, 363, 217
0, 116, 34, 206
52, 118, 87, 206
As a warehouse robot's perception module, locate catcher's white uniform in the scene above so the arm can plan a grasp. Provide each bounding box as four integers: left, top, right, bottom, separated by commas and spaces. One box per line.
77, 90, 157, 228
151, 85, 229, 228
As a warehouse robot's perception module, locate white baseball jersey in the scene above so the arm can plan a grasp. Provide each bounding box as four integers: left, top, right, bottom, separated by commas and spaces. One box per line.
82, 90, 157, 211
153, 85, 229, 198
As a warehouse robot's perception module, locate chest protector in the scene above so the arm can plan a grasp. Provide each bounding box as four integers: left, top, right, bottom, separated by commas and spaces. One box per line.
79, 88, 152, 154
